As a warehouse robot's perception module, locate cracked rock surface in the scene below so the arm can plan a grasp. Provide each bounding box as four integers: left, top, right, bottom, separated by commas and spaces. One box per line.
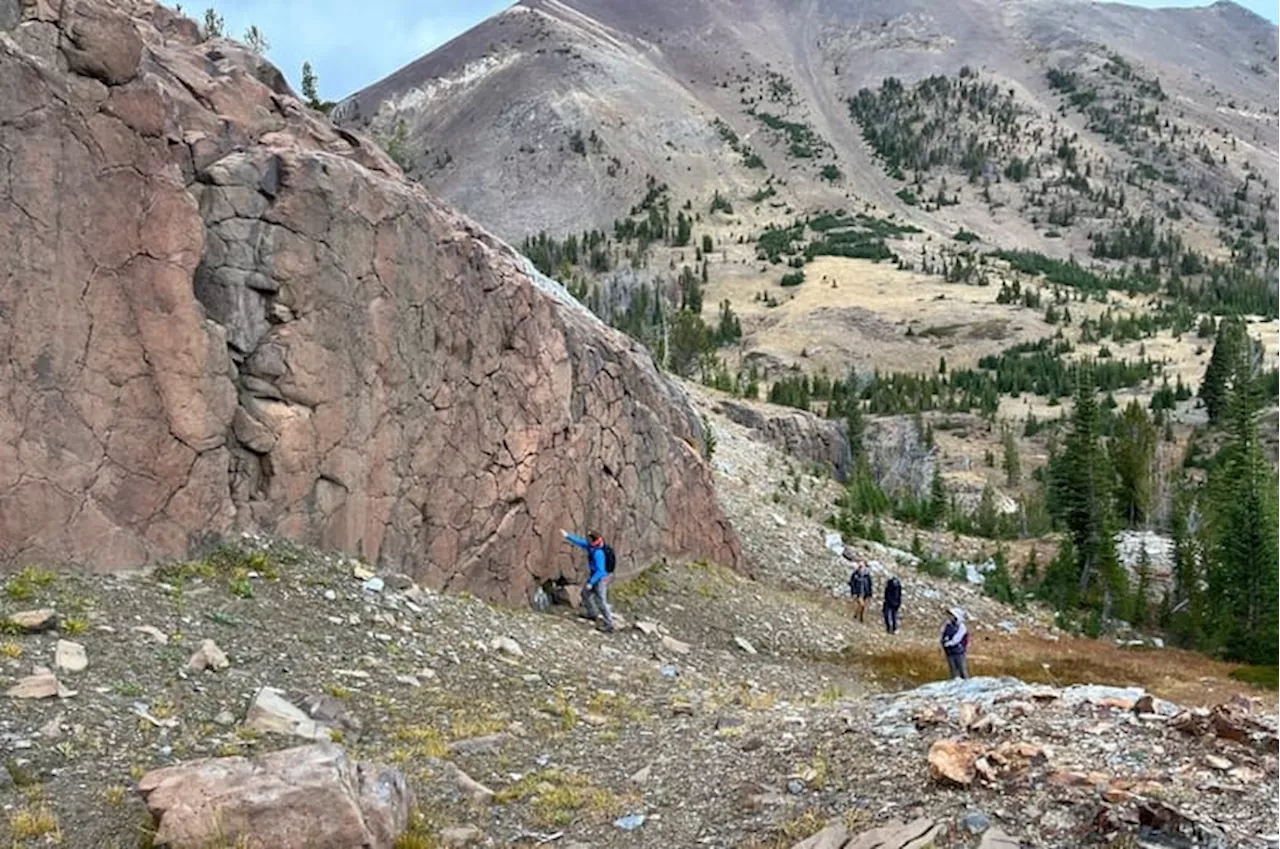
0, 0, 740, 600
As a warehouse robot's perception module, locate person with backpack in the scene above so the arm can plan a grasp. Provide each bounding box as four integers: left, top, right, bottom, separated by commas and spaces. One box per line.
940, 607, 969, 679
560, 529, 616, 633
848, 562, 873, 623
882, 574, 903, 634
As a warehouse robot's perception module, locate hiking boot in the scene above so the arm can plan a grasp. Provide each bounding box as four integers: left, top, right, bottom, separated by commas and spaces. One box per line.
600, 622, 615, 634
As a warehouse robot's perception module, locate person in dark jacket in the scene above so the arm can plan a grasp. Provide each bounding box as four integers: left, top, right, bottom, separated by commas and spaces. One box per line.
882, 575, 903, 634
848, 563, 873, 622
561, 529, 614, 633
940, 607, 969, 679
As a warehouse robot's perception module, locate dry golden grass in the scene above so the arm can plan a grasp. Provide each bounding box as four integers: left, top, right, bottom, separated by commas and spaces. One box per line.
850, 630, 1264, 707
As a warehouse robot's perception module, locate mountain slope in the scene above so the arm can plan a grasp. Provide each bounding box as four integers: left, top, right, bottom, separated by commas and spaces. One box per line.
335, 0, 1278, 256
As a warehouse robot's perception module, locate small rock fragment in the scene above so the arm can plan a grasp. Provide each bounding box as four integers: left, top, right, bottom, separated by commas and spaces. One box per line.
634, 620, 661, 637
733, 636, 758, 655
8, 609, 57, 632
448, 763, 494, 805
133, 625, 169, 644
7, 671, 60, 699
614, 813, 646, 831
54, 639, 88, 673
962, 811, 991, 834
660, 635, 691, 655
188, 639, 229, 672
439, 826, 484, 848
1205, 754, 1233, 771
491, 636, 523, 658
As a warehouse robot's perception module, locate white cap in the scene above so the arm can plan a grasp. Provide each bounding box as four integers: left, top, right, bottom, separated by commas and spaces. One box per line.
949, 607, 965, 620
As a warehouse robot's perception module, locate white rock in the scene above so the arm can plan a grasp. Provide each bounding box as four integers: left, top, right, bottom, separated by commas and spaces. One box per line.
733, 636, 758, 655
133, 625, 169, 644
491, 636, 524, 658
244, 687, 335, 742
54, 639, 88, 673
188, 639, 230, 672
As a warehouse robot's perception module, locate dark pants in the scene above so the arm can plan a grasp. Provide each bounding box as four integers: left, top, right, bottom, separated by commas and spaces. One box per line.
883, 605, 900, 633
946, 652, 969, 679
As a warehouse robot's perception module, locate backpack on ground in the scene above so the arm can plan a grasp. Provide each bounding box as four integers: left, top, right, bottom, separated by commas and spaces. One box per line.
602, 543, 617, 574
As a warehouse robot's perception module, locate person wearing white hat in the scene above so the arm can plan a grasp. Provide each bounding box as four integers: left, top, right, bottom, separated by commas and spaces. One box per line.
941, 607, 969, 679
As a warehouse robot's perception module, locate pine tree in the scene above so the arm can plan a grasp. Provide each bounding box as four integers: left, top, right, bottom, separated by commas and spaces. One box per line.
243, 24, 269, 55
845, 399, 866, 462
926, 463, 947, 529
1002, 425, 1020, 487
1199, 318, 1243, 423
1111, 400, 1156, 527
301, 61, 320, 109
1131, 546, 1153, 627
202, 6, 224, 38
1202, 349, 1279, 662
1051, 363, 1126, 619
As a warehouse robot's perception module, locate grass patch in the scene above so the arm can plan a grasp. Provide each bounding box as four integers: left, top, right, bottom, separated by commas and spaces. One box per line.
389, 726, 450, 761
842, 633, 1264, 706
494, 768, 629, 828
1229, 665, 1278, 690
609, 566, 668, 604
8, 803, 59, 839
1, 640, 22, 658
4, 565, 57, 601
742, 809, 830, 849
153, 543, 281, 598
62, 616, 90, 636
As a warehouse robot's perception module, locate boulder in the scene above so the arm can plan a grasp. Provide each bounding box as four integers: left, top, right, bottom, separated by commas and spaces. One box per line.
0, 0, 742, 602
137, 742, 410, 849
928, 739, 986, 786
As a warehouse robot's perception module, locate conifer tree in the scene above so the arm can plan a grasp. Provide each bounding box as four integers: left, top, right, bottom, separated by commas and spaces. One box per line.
1202, 348, 1279, 662
1112, 400, 1156, 527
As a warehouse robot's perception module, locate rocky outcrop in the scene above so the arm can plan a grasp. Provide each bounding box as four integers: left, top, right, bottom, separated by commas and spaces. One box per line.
137, 743, 411, 849
716, 401, 852, 481
0, 0, 740, 601
713, 400, 935, 499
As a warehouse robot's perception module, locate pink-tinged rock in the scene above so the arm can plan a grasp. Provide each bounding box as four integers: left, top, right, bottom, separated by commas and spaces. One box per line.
0, 0, 742, 603
137, 743, 410, 849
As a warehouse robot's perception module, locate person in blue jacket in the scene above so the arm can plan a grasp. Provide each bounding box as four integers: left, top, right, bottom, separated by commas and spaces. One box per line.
561, 529, 615, 633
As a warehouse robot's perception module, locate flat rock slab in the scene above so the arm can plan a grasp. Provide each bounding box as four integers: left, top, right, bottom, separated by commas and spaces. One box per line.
7, 609, 57, 631
791, 817, 938, 849
138, 742, 410, 849
244, 686, 335, 742
54, 639, 87, 673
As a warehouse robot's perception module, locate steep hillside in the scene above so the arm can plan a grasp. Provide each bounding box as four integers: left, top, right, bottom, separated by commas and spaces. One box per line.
336, 0, 1278, 265
0, 0, 739, 600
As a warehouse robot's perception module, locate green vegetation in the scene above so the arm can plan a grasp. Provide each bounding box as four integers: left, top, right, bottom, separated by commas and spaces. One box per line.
847, 72, 1025, 181
748, 109, 831, 160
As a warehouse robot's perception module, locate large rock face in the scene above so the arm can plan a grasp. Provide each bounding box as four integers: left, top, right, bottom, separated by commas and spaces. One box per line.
0, 0, 741, 601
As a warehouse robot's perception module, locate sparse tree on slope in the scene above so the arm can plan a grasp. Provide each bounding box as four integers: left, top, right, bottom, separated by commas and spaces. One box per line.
301, 61, 321, 109
202, 6, 223, 38
244, 24, 269, 55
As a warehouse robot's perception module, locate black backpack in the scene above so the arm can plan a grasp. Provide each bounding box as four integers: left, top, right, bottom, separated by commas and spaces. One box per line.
602, 543, 617, 574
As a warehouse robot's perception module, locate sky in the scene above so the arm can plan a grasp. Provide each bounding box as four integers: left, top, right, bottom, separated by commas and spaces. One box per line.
182, 0, 1280, 102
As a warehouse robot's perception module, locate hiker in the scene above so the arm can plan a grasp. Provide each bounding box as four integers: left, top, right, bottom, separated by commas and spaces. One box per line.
941, 607, 969, 679
882, 574, 903, 634
848, 561, 873, 623
560, 529, 615, 633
